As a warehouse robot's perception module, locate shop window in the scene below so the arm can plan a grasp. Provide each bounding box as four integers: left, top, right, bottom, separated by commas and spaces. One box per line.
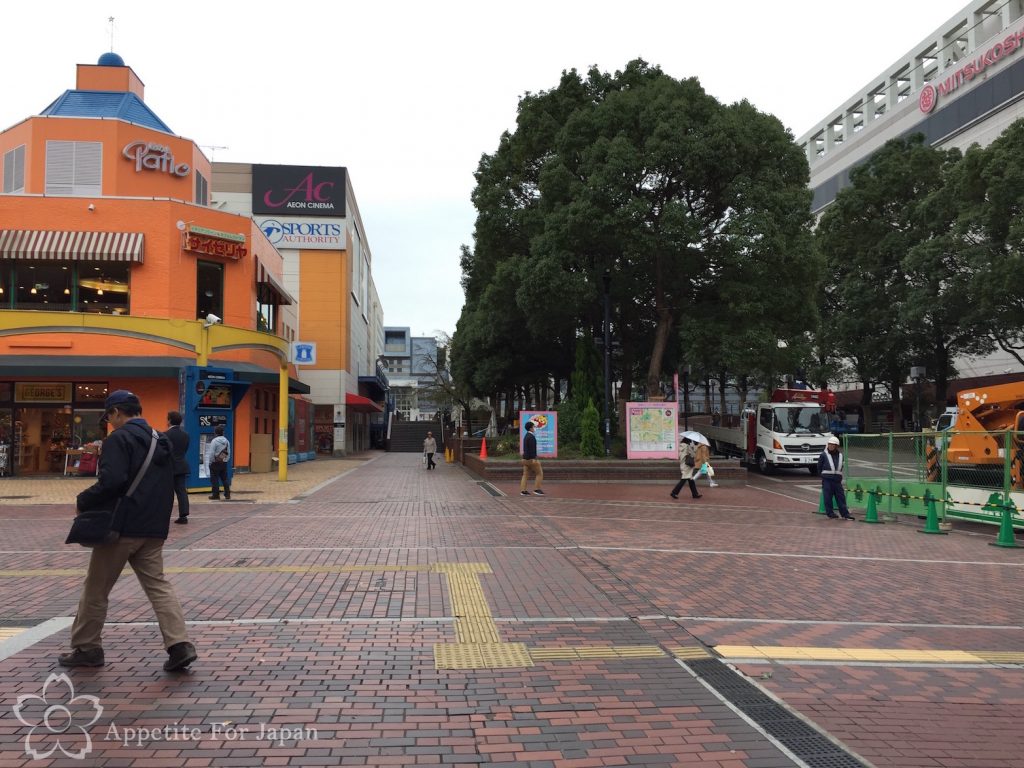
196, 260, 224, 320
72, 409, 106, 447
256, 292, 277, 333
45, 141, 102, 197
14, 262, 76, 312
78, 263, 130, 315
195, 171, 209, 206
73, 383, 108, 404
2, 145, 25, 194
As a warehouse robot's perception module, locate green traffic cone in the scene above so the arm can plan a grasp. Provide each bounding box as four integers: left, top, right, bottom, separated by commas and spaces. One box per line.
990, 502, 1021, 548
863, 489, 883, 524
917, 496, 947, 535
817, 489, 826, 515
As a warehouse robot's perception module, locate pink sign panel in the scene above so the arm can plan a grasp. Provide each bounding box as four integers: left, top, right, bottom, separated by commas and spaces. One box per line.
625, 402, 679, 459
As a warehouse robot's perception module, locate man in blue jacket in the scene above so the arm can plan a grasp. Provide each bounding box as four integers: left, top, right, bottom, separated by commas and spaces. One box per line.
60, 390, 197, 672
818, 435, 855, 520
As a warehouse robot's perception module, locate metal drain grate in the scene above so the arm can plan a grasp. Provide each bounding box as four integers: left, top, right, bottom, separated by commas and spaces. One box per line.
476, 481, 503, 497
687, 658, 866, 767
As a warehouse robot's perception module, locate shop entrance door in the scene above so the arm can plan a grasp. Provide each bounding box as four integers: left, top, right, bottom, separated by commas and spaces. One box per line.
13, 408, 72, 474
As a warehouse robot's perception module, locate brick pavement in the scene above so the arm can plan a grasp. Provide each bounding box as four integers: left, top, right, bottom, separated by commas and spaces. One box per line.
0, 454, 1020, 766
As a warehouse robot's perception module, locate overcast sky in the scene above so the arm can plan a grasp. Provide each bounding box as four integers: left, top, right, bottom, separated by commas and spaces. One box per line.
1, 1, 969, 338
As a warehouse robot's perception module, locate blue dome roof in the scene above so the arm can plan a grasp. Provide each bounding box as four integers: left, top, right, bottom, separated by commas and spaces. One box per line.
97, 52, 125, 67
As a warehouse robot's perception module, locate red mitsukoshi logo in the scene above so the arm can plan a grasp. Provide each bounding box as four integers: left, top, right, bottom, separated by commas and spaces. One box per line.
919, 84, 937, 114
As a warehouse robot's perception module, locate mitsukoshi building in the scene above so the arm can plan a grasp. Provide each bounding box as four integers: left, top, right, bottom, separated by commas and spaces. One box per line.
799, 0, 1024, 391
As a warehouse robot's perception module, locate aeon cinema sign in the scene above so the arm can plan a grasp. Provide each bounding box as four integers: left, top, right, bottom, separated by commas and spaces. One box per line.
252, 165, 346, 217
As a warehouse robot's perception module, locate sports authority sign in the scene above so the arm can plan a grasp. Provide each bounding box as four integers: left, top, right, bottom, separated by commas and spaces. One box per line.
920, 28, 1024, 113
257, 217, 345, 250
252, 165, 346, 217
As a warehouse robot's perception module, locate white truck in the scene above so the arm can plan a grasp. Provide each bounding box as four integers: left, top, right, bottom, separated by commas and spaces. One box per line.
700, 388, 837, 474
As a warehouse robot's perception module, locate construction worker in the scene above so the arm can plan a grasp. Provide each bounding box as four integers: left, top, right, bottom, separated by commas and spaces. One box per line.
818, 436, 854, 520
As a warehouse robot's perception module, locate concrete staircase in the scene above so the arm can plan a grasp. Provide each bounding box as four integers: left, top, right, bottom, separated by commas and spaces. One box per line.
388, 420, 443, 453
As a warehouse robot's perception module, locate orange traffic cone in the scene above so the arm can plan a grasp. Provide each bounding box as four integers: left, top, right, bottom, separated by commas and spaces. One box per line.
479, 437, 488, 459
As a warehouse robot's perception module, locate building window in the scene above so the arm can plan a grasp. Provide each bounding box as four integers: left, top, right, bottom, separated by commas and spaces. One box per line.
2, 145, 25, 193
45, 141, 102, 196
0, 261, 129, 314
78, 262, 130, 314
195, 171, 209, 206
196, 260, 224, 321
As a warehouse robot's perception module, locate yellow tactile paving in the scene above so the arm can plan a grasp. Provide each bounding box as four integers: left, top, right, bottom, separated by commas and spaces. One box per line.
0, 628, 26, 641
714, 645, 997, 664
527, 645, 666, 661
433, 642, 533, 669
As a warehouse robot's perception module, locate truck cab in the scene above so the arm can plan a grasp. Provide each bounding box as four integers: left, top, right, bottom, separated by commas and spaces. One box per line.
745, 399, 832, 474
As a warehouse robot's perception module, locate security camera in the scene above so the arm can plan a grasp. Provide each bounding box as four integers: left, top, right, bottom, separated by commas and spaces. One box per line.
203, 313, 221, 326
87, 203, 96, 211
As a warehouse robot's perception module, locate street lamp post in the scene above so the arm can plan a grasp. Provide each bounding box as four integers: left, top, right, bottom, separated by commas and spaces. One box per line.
603, 270, 612, 456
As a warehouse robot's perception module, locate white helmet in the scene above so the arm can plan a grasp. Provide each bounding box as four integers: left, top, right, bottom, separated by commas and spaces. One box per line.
827, 436, 840, 446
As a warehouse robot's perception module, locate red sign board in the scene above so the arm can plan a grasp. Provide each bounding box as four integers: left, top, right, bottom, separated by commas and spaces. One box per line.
185, 233, 247, 261
920, 29, 1024, 113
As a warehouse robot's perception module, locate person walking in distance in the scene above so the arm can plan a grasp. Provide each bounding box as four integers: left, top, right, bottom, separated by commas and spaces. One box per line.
59, 390, 197, 672
671, 437, 703, 499
520, 420, 544, 496
423, 431, 437, 470
205, 425, 231, 501
166, 411, 190, 524
819, 436, 854, 520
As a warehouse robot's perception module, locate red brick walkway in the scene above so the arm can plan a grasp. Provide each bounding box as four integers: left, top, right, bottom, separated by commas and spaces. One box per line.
0, 454, 1021, 766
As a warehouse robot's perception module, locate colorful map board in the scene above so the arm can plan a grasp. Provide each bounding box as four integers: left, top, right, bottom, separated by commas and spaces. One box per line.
625, 402, 679, 459
519, 411, 558, 458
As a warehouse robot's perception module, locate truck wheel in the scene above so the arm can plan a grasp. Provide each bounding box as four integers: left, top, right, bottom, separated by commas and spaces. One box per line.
756, 451, 773, 475
809, 465, 819, 476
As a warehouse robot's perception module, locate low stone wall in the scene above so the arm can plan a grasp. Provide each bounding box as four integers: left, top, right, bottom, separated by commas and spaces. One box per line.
462, 452, 748, 485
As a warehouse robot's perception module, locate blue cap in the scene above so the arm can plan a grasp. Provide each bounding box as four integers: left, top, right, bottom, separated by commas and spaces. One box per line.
104, 390, 140, 410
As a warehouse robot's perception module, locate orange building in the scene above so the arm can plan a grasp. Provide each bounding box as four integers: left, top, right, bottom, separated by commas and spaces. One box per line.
0, 52, 307, 477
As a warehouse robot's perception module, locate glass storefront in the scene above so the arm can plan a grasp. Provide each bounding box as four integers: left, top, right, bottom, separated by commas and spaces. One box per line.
0, 381, 109, 476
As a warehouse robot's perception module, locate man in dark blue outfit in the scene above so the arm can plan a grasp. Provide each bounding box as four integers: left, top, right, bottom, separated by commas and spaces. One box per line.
818, 435, 854, 520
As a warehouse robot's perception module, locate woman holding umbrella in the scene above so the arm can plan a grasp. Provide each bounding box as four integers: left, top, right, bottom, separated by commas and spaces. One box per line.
671, 436, 703, 500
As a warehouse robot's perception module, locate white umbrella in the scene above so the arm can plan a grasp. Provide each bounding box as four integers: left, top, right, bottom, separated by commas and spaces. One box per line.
679, 430, 710, 446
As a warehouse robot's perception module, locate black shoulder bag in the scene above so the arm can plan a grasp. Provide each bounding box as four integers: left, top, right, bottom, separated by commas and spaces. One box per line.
66, 429, 159, 547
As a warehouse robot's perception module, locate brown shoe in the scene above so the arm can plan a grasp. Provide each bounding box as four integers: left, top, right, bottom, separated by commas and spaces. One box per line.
58, 648, 105, 667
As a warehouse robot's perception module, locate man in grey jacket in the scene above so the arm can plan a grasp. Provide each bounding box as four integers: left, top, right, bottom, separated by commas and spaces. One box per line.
205, 425, 231, 500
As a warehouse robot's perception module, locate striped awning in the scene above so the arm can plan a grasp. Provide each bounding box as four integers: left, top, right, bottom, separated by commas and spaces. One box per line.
0, 230, 145, 262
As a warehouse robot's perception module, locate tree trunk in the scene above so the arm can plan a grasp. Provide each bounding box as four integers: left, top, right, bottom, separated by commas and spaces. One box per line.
737, 374, 750, 414
703, 373, 712, 414
717, 371, 729, 416
646, 260, 674, 395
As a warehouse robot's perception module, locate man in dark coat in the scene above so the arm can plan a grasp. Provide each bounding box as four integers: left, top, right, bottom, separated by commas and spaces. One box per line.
59, 390, 197, 672
519, 420, 544, 496
166, 410, 191, 524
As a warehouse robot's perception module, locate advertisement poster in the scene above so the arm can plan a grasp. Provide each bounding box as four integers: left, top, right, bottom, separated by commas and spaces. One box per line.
625, 402, 679, 459
519, 411, 558, 458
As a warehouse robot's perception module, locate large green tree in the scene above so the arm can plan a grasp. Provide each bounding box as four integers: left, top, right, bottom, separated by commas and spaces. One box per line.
817, 134, 991, 410
456, 59, 817, 408
955, 119, 1024, 366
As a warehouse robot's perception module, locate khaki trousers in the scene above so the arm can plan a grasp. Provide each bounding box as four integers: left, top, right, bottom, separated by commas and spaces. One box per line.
71, 537, 189, 651
520, 459, 543, 492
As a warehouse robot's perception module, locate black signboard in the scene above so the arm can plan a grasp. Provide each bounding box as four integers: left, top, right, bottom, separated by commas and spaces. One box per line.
252, 165, 346, 217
